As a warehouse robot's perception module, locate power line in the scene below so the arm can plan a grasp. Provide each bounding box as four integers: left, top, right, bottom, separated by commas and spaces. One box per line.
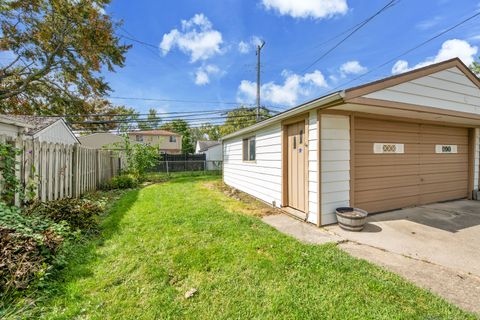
324, 10, 480, 94
107, 95, 241, 105
300, 0, 400, 74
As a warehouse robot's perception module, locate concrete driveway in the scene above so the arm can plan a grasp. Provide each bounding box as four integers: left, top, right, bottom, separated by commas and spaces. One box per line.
326, 200, 480, 276
325, 200, 480, 313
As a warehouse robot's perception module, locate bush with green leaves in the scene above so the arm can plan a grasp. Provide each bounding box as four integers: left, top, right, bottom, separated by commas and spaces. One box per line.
0, 202, 68, 292
25, 197, 106, 234
104, 174, 138, 190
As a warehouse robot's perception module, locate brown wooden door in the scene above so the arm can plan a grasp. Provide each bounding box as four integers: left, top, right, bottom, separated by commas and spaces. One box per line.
287, 121, 306, 212
354, 118, 469, 213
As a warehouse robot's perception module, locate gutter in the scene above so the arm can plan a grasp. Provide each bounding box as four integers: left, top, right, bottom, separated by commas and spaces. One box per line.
221, 91, 345, 141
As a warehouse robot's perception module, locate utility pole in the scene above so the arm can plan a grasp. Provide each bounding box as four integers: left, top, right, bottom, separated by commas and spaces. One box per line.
256, 40, 265, 122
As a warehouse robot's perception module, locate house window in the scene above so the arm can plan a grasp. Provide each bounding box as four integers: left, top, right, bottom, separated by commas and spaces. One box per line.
169, 136, 176, 143
243, 137, 256, 161
136, 135, 144, 142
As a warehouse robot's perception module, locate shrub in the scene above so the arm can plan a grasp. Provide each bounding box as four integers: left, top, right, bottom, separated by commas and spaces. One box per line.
106, 174, 138, 190
25, 198, 106, 233
0, 203, 66, 292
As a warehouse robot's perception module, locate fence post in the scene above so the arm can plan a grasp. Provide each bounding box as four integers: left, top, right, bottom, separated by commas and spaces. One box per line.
166, 160, 169, 175
71, 144, 78, 198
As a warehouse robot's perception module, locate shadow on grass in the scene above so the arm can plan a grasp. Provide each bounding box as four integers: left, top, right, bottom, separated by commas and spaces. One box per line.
0, 188, 140, 318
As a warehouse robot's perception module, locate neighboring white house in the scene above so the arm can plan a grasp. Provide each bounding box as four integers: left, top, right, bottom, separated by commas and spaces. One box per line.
222, 58, 480, 226
196, 140, 222, 170
0, 115, 78, 145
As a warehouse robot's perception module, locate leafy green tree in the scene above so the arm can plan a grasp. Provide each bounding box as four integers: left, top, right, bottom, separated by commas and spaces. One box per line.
0, 0, 130, 115
162, 119, 194, 154
470, 57, 480, 76
138, 109, 161, 130
191, 123, 221, 142
116, 135, 158, 177
219, 106, 272, 137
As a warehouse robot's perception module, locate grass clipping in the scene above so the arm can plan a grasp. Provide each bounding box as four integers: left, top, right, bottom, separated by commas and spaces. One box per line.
202, 181, 281, 217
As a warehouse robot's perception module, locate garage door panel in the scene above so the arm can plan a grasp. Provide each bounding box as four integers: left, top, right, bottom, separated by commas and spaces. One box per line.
420, 180, 468, 194
354, 117, 469, 214
419, 144, 468, 154
356, 118, 419, 133
419, 162, 468, 175
356, 196, 419, 214
420, 124, 468, 137
356, 164, 419, 179
420, 154, 468, 164
356, 185, 421, 204
355, 175, 419, 191
356, 154, 420, 166
419, 134, 467, 145
356, 142, 421, 155
356, 130, 419, 143
420, 189, 468, 205
420, 172, 468, 184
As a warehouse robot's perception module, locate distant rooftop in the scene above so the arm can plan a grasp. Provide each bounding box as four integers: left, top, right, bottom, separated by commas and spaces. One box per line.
0, 115, 61, 135
197, 140, 220, 152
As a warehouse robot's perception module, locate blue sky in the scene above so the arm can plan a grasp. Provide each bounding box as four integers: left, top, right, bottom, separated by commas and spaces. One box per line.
103, 0, 480, 114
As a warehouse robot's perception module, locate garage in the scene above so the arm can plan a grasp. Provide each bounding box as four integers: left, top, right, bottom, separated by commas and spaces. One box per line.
354, 117, 470, 213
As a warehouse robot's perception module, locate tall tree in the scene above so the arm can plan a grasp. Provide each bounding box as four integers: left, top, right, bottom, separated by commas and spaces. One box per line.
219, 106, 272, 137
470, 57, 480, 76
138, 108, 161, 130
0, 0, 130, 115
191, 123, 221, 142
162, 119, 194, 154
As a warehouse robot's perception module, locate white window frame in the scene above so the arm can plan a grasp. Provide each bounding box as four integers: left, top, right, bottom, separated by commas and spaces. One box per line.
242, 136, 256, 162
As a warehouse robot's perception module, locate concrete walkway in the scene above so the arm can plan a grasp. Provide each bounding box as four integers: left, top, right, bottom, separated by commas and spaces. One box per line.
262, 206, 480, 315
262, 214, 342, 245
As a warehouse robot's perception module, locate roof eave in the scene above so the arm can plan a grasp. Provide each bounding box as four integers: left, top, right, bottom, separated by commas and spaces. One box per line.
221, 91, 344, 141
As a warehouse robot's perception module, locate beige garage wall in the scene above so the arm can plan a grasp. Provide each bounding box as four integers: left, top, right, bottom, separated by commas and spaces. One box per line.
320, 114, 351, 225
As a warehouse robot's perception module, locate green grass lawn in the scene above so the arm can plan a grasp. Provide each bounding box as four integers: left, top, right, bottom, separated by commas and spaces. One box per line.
6, 175, 475, 319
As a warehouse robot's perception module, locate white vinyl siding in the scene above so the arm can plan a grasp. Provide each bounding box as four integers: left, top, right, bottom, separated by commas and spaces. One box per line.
365, 67, 480, 115
35, 121, 77, 145
321, 114, 350, 225
307, 110, 318, 224
223, 123, 282, 207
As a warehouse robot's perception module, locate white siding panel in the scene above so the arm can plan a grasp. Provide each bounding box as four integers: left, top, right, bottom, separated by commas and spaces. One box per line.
320, 114, 350, 225
365, 67, 480, 115
35, 121, 77, 145
223, 123, 282, 207
307, 111, 318, 224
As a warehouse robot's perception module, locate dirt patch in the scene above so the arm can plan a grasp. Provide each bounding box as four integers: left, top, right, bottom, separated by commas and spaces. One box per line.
202, 181, 281, 217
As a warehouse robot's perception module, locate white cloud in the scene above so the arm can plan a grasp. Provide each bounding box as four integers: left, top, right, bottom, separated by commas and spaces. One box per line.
261, 0, 348, 19
160, 13, 223, 62
194, 64, 221, 85
416, 16, 443, 30
237, 69, 328, 106
339, 60, 367, 76
237, 36, 263, 54
392, 39, 478, 74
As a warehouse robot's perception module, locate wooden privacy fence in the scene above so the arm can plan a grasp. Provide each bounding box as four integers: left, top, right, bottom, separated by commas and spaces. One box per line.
0, 134, 121, 204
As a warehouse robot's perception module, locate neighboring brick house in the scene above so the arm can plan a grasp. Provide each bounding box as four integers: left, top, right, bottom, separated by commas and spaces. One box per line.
127, 130, 182, 154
